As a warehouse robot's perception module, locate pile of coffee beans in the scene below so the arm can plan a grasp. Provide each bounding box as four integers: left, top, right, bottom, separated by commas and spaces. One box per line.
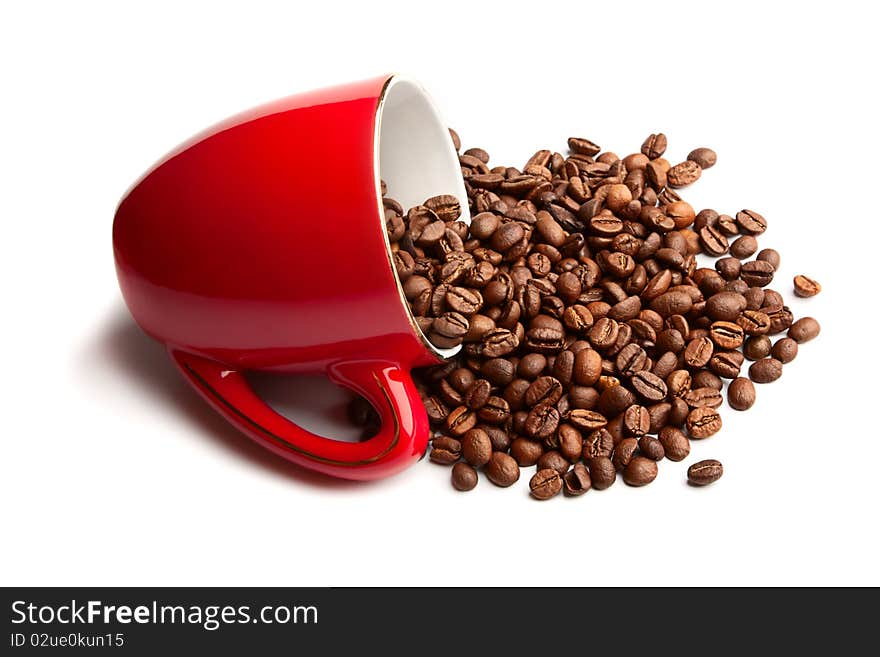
360, 130, 821, 498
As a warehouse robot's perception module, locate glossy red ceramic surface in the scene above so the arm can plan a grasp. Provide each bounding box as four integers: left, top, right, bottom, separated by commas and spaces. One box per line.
113, 75, 440, 480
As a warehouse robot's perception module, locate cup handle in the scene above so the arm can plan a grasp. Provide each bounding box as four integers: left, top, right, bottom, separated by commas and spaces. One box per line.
169, 349, 430, 480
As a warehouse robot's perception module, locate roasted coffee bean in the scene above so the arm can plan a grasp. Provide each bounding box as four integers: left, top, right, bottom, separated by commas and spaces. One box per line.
687, 147, 717, 169
686, 406, 722, 438
524, 403, 560, 438
480, 328, 519, 357
583, 428, 615, 459
446, 406, 477, 436
788, 317, 820, 343
573, 348, 603, 385
756, 248, 780, 269
743, 335, 772, 360
451, 462, 478, 491
699, 224, 729, 256
623, 404, 650, 437
616, 343, 648, 376
477, 396, 511, 424
766, 305, 795, 334
730, 235, 759, 259
623, 456, 659, 486
641, 133, 668, 159
728, 377, 756, 410
736, 209, 767, 234
537, 450, 570, 475
563, 463, 592, 496
709, 321, 744, 349
510, 438, 543, 467
486, 452, 520, 487
684, 336, 714, 368
557, 424, 583, 462
749, 357, 783, 383
464, 378, 491, 410
667, 369, 692, 399
683, 387, 723, 409
793, 275, 821, 298
638, 435, 665, 461
612, 437, 639, 471
587, 457, 616, 490
524, 376, 564, 407
692, 370, 723, 391
771, 337, 798, 363
430, 436, 462, 464
650, 290, 693, 317
632, 370, 668, 402
444, 287, 481, 315
667, 160, 702, 187
706, 291, 747, 321
530, 468, 563, 500
659, 426, 691, 461
740, 260, 775, 287
687, 459, 723, 486
736, 309, 771, 335
709, 350, 744, 378
461, 428, 492, 467
715, 257, 741, 280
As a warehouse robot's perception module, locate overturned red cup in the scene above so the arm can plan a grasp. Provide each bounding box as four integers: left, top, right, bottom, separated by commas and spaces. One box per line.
113, 74, 469, 480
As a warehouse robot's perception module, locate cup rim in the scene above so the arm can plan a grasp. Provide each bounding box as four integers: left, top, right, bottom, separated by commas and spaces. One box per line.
373, 74, 470, 361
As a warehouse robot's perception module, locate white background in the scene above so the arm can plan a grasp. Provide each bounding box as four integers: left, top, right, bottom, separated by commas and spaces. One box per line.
2, 0, 878, 586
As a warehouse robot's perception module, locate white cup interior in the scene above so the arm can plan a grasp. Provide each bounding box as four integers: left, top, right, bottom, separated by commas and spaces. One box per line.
377, 76, 470, 359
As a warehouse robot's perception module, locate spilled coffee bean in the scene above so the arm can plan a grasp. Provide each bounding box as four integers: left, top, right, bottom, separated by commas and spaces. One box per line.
373, 129, 819, 498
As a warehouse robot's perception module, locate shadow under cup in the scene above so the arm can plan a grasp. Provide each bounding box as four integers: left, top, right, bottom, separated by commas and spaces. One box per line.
113, 74, 468, 480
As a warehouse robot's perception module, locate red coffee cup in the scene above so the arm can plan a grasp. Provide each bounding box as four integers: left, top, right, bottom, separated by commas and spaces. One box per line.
113, 74, 469, 480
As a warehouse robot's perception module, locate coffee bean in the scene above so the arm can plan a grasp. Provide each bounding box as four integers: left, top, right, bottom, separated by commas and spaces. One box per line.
486, 452, 520, 487
687, 459, 723, 486
706, 291, 747, 321
451, 462, 478, 491
623, 456, 659, 486
524, 376, 563, 407
730, 235, 759, 259
537, 450, 569, 475
771, 337, 798, 363
461, 428, 492, 467
524, 403, 560, 439
530, 468, 563, 500
709, 321, 745, 349
788, 317, 820, 343
649, 290, 693, 317
667, 161, 702, 188
749, 357, 783, 383
616, 343, 648, 376
430, 436, 462, 464
667, 369, 692, 399
687, 147, 717, 169
563, 463, 592, 496
741, 260, 775, 287
477, 395, 511, 424
624, 404, 650, 437
736, 309, 771, 335
709, 350, 744, 378
692, 370, 723, 391
480, 328, 519, 357
464, 378, 491, 409
659, 426, 691, 461
793, 275, 821, 298
728, 377, 756, 410
756, 248, 780, 269
683, 387, 723, 409
641, 133, 668, 159
699, 224, 729, 256
446, 406, 477, 436
686, 406, 722, 438
425, 194, 461, 222
583, 428, 615, 459
612, 437, 639, 471
736, 209, 767, 234
638, 435, 665, 461
568, 137, 601, 156
588, 457, 616, 490
632, 370, 668, 402
684, 336, 714, 368
743, 335, 772, 360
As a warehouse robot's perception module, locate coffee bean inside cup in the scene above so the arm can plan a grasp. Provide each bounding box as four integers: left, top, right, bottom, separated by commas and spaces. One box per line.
373, 129, 818, 498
